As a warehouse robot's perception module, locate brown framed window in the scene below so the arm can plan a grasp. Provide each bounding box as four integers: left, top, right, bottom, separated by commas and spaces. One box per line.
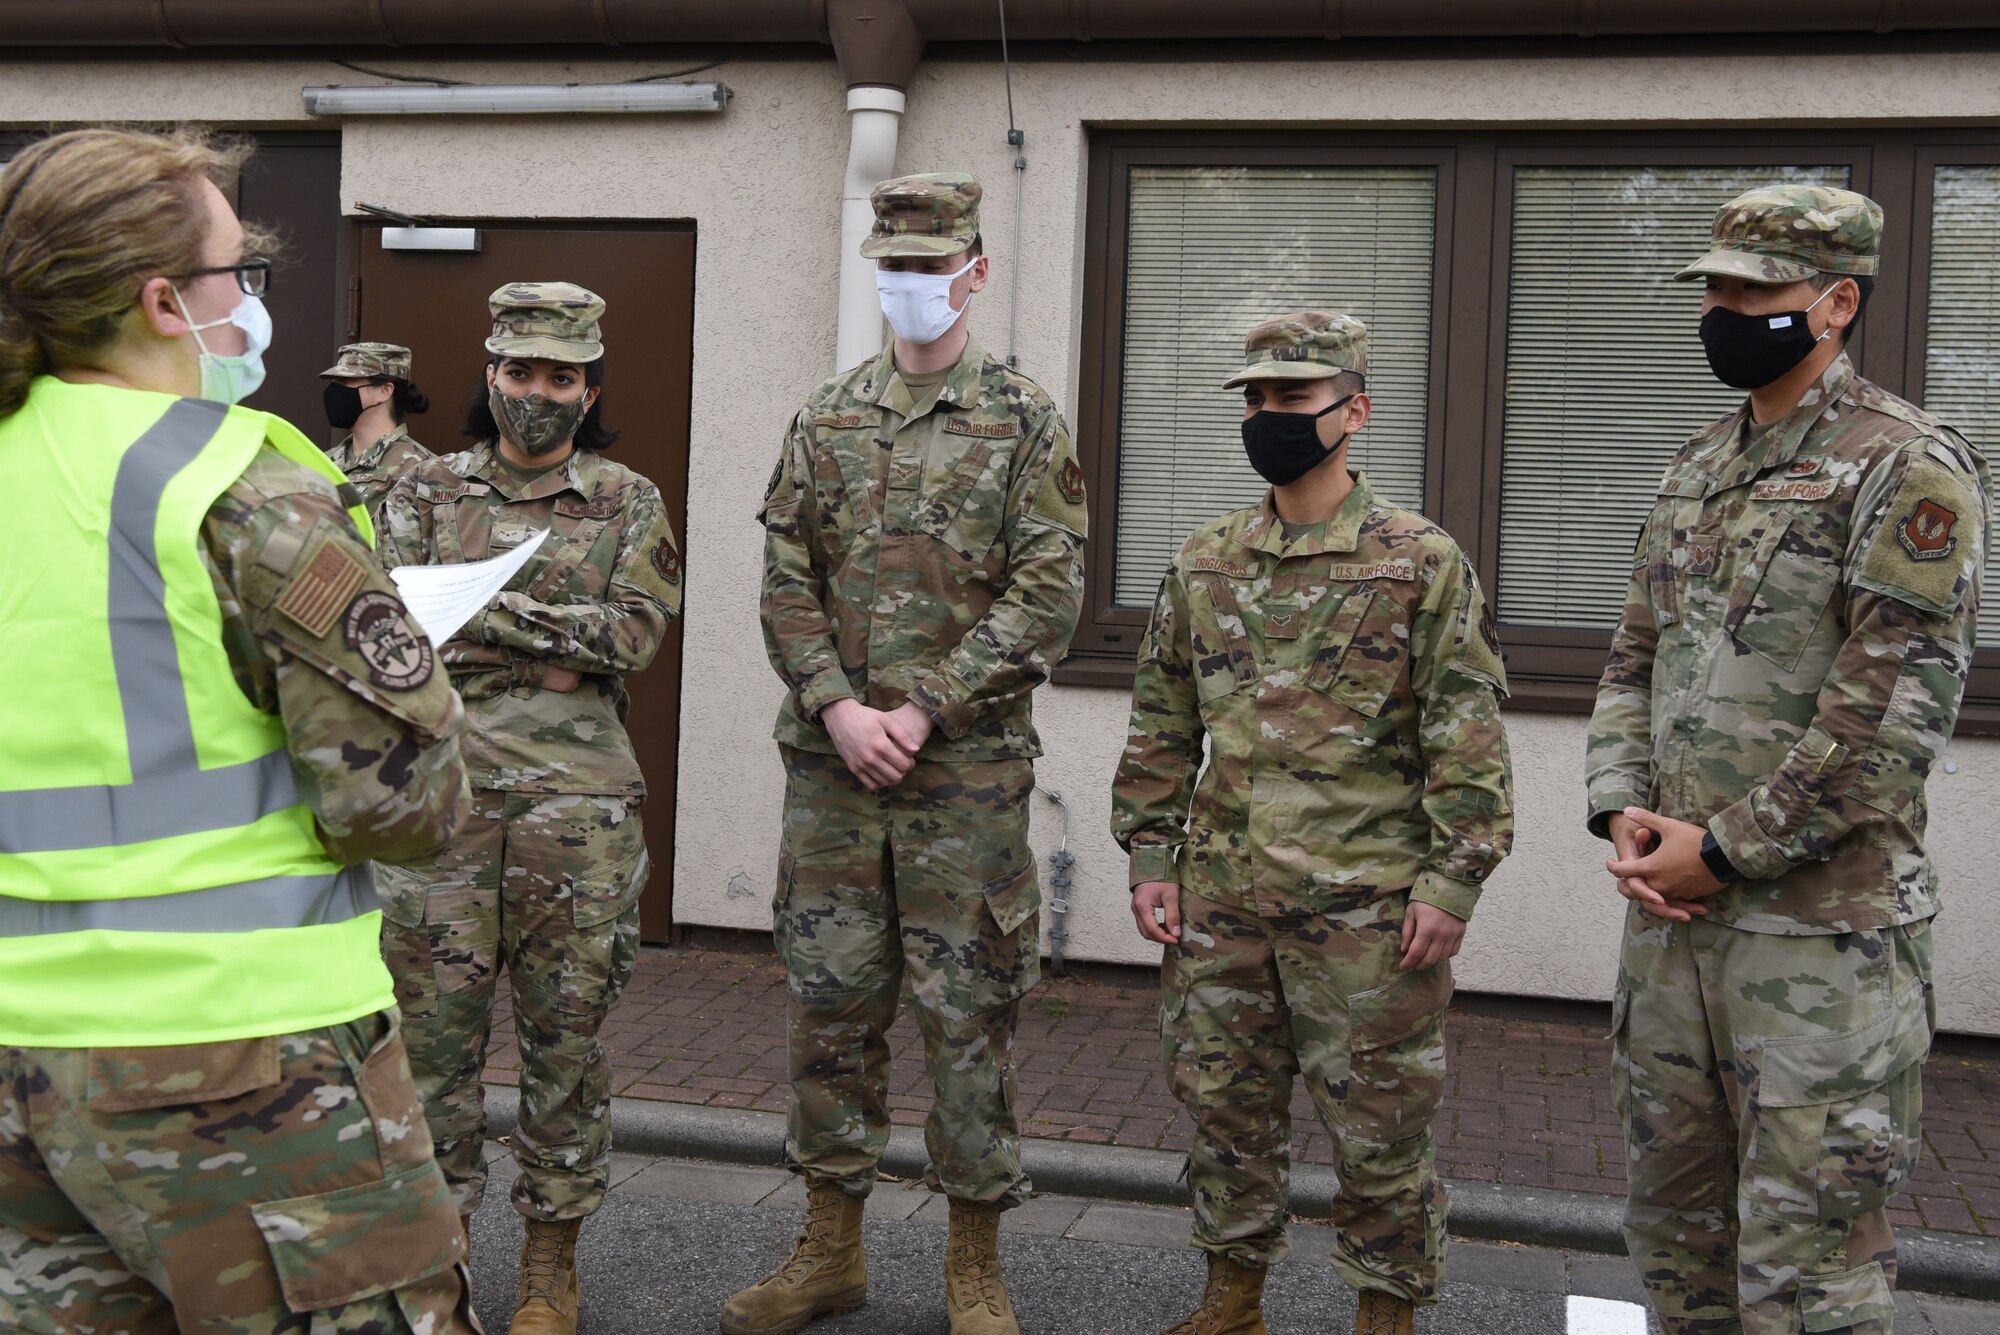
1069, 128, 2000, 735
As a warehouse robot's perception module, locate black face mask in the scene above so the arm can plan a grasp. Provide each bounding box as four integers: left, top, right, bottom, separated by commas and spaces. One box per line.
1241, 396, 1353, 486
1697, 283, 1839, 391
322, 381, 366, 430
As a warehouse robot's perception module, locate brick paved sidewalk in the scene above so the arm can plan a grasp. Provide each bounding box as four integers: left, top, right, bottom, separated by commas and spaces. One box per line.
485, 939, 2000, 1239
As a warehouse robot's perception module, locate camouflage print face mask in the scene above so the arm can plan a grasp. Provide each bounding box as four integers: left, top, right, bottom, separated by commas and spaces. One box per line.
490, 385, 588, 456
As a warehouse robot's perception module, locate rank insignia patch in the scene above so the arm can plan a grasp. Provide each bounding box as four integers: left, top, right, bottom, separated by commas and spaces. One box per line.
343, 591, 434, 691
1898, 498, 1959, 561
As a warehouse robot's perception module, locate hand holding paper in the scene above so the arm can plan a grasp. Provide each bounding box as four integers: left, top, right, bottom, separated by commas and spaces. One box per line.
388, 529, 549, 646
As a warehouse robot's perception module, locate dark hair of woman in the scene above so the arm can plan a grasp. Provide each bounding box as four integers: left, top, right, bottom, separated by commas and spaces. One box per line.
370, 377, 430, 426
460, 354, 618, 451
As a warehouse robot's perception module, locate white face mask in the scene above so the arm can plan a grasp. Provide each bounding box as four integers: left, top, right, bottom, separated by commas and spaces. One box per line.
173, 287, 271, 405
875, 257, 977, 346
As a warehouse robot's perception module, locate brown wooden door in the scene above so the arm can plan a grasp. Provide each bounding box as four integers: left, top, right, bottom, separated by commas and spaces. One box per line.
353, 222, 694, 942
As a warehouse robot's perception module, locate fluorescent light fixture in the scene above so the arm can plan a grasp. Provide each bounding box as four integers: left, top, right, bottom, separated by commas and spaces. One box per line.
303, 82, 726, 116
381, 227, 482, 253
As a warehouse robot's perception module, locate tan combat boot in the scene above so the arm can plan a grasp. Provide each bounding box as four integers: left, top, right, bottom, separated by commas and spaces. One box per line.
944, 1199, 1019, 1335
719, 1180, 867, 1335
1159, 1254, 1269, 1335
1354, 1289, 1415, 1335
510, 1217, 582, 1334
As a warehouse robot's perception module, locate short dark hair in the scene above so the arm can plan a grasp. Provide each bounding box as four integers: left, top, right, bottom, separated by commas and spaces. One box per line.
1808, 271, 1873, 346
461, 355, 619, 451
966, 233, 983, 258
369, 376, 429, 426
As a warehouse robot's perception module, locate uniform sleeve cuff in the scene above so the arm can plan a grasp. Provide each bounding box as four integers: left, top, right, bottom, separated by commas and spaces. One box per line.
1128, 845, 1179, 889
1708, 802, 1791, 884
797, 667, 857, 720
908, 671, 976, 739
1412, 868, 1482, 922
1585, 787, 1648, 842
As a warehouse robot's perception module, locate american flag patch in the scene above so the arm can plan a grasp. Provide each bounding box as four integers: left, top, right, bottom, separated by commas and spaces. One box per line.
275, 538, 367, 639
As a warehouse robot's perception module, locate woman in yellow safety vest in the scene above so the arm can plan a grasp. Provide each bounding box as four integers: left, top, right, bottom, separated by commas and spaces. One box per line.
0, 126, 476, 1334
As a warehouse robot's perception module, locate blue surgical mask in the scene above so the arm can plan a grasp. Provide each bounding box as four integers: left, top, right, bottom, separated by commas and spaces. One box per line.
173, 287, 271, 404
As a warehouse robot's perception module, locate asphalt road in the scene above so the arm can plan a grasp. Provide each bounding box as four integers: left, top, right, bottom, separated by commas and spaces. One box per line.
465, 1147, 1995, 1334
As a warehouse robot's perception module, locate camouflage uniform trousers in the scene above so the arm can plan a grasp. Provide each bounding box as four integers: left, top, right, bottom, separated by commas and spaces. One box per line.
379, 787, 646, 1223
0, 1010, 476, 1334
1614, 905, 1934, 1335
775, 745, 1041, 1208
1163, 885, 1453, 1303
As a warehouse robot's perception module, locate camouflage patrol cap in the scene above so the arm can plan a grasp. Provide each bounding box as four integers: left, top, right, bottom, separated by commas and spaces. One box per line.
318, 342, 411, 382
860, 173, 982, 258
1223, 311, 1369, 389
484, 281, 605, 362
1674, 185, 1883, 284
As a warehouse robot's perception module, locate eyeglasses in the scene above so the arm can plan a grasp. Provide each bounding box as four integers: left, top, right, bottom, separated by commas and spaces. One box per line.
173, 258, 272, 297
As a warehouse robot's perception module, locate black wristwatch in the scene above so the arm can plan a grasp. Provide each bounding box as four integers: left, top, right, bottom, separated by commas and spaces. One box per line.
1699, 831, 1744, 885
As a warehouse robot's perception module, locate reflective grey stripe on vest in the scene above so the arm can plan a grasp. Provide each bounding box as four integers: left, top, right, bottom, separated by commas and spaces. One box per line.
0, 398, 300, 855
0, 864, 376, 936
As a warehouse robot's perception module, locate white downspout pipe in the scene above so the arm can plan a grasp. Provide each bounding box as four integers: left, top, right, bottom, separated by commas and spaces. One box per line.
836, 86, 906, 372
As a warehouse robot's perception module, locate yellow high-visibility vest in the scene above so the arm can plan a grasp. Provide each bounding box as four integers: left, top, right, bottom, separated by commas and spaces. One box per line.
0, 379, 392, 1046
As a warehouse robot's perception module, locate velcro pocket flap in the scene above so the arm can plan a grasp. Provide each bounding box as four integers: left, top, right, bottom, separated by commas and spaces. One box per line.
1348, 961, 1453, 1052
251, 1162, 464, 1312
982, 860, 1041, 936
372, 862, 428, 930
573, 837, 650, 929
1730, 516, 1841, 672
1758, 976, 1930, 1109
89, 1037, 280, 1113
1800, 1261, 1896, 1332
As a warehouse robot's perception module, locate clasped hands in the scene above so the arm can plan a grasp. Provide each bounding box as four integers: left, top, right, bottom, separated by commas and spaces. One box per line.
1129, 881, 1466, 971
1605, 808, 1725, 922
822, 697, 935, 790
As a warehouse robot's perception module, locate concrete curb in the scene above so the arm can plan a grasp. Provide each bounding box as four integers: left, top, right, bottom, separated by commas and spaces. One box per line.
485, 1088, 2000, 1300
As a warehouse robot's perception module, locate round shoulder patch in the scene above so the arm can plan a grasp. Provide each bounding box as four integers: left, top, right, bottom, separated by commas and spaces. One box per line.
343, 591, 434, 691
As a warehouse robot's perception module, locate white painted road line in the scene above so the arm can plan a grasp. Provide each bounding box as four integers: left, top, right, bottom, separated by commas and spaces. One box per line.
1567, 1294, 1650, 1335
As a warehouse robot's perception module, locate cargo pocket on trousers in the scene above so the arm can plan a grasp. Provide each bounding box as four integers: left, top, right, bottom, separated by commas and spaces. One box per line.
355, 1013, 442, 1176
373, 863, 439, 1020
1345, 962, 1453, 1146
250, 1162, 465, 1314
928, 861, 1042, 1022
565, 833, 649, 1016
1799, 1260, 1896, 1332
1746, 975, 1930, 1224
1160, 964, 1197, 1111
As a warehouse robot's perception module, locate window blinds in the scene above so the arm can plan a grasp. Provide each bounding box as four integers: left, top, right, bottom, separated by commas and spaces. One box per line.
1496, 164, 1848, 629
1921, 165, 2000, 650
1113, 166, 1436, 607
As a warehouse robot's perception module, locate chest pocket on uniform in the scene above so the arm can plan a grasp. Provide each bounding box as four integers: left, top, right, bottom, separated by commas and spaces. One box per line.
917, 439, 1011, 566
1305, 584, 1402, 719
1188, 574, 1259, 706
1727, 513, 1842, 672
527, 497, 617, 600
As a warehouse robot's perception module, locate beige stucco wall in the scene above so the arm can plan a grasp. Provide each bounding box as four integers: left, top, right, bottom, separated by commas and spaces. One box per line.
5, 46, 1997, 1028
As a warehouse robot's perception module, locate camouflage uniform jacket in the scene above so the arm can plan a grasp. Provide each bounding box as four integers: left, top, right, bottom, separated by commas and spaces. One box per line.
759, 336, 1087, 761
1586, 355, 1990, 934
1112, 473, 1514, 921
326, 423, 433, 535
206, 447, 469, 866
380, 441, 683, 796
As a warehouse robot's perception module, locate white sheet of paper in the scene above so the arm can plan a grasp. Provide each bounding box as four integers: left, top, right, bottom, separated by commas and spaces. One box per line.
389, 528, 549, 646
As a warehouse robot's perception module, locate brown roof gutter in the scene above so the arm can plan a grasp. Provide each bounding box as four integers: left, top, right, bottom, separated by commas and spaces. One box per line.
4, 1, 1995, 88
